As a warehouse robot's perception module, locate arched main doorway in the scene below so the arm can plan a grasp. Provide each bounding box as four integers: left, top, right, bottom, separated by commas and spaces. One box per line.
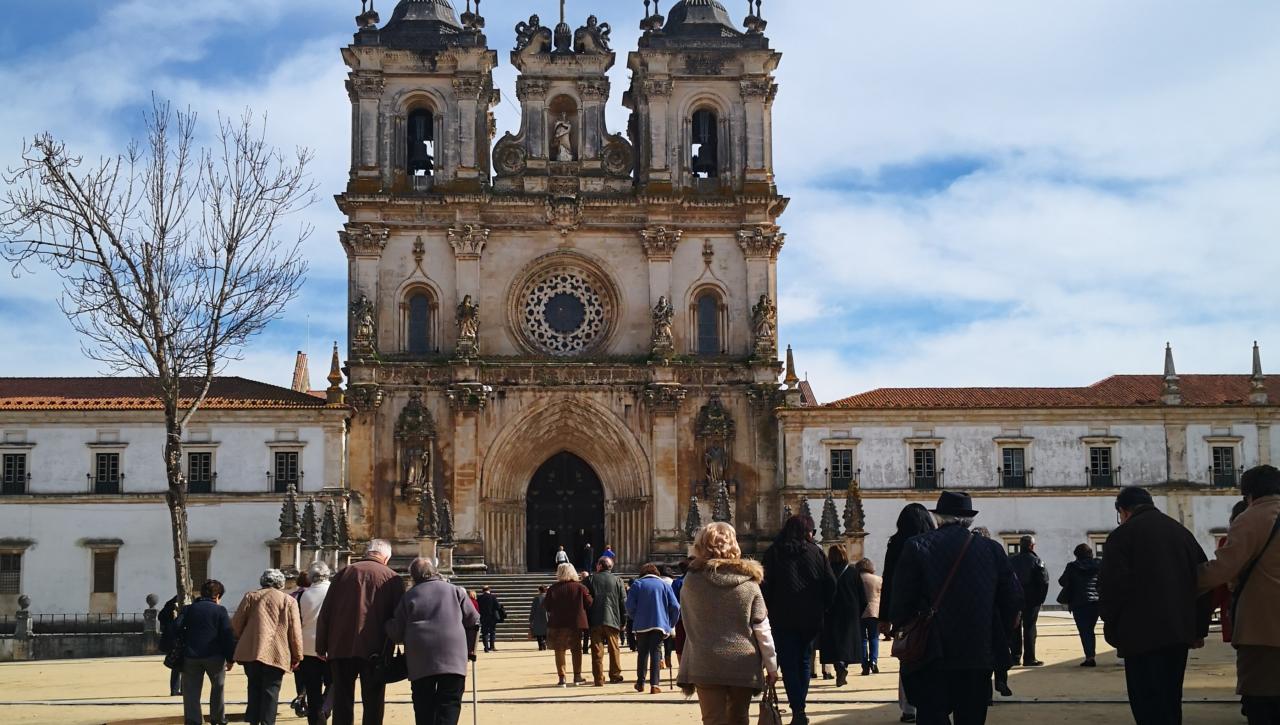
526, 452, 605, 572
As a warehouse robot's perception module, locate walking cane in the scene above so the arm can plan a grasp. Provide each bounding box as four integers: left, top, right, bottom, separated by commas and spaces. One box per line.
471, 654, 479, 725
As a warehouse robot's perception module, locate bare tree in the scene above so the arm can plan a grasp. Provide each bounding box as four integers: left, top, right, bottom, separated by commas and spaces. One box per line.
1, 100, 313, 604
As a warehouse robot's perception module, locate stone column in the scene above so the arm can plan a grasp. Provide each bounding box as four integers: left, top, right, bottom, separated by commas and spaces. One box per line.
740, 77, 773, 189
438, 545, 456, 578
417, 536, 439, 564
1259, 423, 1272, 465
273, 537, 302, 576
644, 77, 673, 188
737, 227, 785, 356
645, 384, 686, 538
448, 382, 487, 548
453, 75, 483, 180
349, 75, 384, 181
578, 79, 610, 159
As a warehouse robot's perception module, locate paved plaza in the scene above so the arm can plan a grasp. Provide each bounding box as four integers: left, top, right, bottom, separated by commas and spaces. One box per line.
0, 614, 1244, 724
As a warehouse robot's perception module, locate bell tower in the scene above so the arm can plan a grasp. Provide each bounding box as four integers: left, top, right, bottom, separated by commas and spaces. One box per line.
626, 0, 780, 195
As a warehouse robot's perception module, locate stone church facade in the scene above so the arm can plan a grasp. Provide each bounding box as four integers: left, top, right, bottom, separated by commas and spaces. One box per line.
338, 0, 789, 572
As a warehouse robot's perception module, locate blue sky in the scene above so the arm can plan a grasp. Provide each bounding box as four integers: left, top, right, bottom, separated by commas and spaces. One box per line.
1, 1, 1278, 402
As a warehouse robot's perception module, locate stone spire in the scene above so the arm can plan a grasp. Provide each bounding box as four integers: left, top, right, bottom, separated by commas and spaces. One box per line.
684, 496, 702, 541
321, 501, 339, 548
1252, 341, 1268, 405
711, 481, 732, 524
337, 502, 351, 550
1162, 343, 1181, 405
438, 497, 455, 546
326, 343, 344, 405
783, 345, 799, 390
417, 481, 440, 538
842, 483, 865, 536
819, 492, 841, 542
799, 498, 814, 527
291, 351, 311, 393
278, 483, 300, 539
300, 497, 319, 547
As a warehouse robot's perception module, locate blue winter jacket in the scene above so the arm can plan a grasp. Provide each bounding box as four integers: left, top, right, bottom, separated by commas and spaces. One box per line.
626, 575, 681, 634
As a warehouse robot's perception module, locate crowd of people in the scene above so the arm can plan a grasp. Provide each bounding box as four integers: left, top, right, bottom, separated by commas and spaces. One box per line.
159, 465, 1280, 725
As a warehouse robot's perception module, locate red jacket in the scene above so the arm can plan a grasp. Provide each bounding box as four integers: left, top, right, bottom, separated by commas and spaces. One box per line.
544, 581, 593, 631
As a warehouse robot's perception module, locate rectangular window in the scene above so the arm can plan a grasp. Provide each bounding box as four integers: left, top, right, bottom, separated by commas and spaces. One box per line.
273, 451, 299, 493
912, 449, 938, 490
1006, 540, 1022, 556
92, 550, 116, 594
1088, 447, 1114, 488
2, 453, 27, 495
830, 449, 854, 491
0, 553, 20, 595
1212, 447, 1238, 488
1001, 448, 1027, 489
189, 548, 211, 588
94, 453, 121, 494
187, 452, 213, 494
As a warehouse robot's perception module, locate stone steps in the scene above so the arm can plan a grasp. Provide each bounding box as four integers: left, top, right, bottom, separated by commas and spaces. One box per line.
450, 573, 559, 641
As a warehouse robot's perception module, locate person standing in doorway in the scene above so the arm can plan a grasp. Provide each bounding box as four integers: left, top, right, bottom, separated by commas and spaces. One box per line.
627, 563, 681, 694
582, 542, 596, 573
586, 557, 627, 686
544, 562, 593, 687
530, 585, 550, 651
1199, 465, 1280, 725
1100, 487, 1211, 725
477, 586, 506, 653
555, 546, 570, 567
316, 539, 406, 725
761, 514, 836, 725
1058, 543, 1102, 667
1009, 535, 1050, 667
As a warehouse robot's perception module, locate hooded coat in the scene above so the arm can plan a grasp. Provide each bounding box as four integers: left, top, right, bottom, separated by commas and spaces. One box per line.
677, 558, 774, 692
761, 536, 836, 637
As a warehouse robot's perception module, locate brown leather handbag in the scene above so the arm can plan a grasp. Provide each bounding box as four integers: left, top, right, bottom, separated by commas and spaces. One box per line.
892, 534, 973, 666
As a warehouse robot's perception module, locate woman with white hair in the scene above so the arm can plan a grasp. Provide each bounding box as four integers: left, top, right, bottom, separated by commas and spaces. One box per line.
232, 569, 303, 725
387, 558, 480, 725
297, 561, 332, 725
678, 522, 778, 725
543, 561, 594, 687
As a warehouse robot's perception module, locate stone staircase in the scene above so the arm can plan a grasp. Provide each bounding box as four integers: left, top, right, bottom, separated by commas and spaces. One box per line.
448, 573, 558, 642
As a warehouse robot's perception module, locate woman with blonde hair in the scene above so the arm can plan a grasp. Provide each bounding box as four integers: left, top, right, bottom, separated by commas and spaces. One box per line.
543, 561, 593, 687
677, 522, 779, 725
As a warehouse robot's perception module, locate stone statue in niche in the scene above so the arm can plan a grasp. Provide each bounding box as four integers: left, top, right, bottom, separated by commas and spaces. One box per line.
351, 293, 377, 353
752, 294, 777, 354
456, 294, 480, 358
705, 444, 728, 484
395, 392, 436, 499
553, 113, 574, 162
650, 295, 674, 358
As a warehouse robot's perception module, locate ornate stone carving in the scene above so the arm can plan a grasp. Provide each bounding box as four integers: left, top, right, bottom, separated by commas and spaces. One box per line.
684, 496, 702, 541
514, 15, 551, 54
548, 176, 580, 197
552, 113, 575, 162
321, 501, 339, 548
348, 74, 385, 99
696, 394, 736, 498
799, 498, 815, 527
417, 480, 439, 539
455, 295, 480, 359
412, 236, 425, 265
300, 497, 319, 547
751, 294, 777, 358
685, 53, 724, 76
518, 266, 608, 356
545, 197, 582, 234
643, 78, 673, 97
278, 483, 300, 539
650, 296, 675, 359
438, 497, 455, 546
347, 383, 383, 412
820, 492, 841, 542
350, 293, 377, 356
602, 134, 634, 177
338, 502, 351, 550
747, 382, 784, 415
447, 382, 490, 411
340, 223, 390, 257
577, 79, 610, 100
515, 77, 550, 101
711, 481, 733, 524
447, 224, 489, 259
736, 226, 785, 259
452, 75, 484, 100
843, 483, 866, 536
702, 239, 715, 266
740, 78, 773, 100
643, 383, 686, 413
395, 392, 436, 499
574, 15, 612, 54
639, 226, 683, 259
493, 134, 528, 176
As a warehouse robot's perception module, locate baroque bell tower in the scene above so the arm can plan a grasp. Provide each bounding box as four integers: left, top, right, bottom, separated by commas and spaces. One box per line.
339, 0, 788, 573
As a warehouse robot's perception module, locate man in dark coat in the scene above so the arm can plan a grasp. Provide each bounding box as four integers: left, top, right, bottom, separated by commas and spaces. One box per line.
890, 492, 1023, 725
762, 514, 836, 725
1100, 487, 1211, 725
586, 557, 627, 686
476, 586, 506, 653
1008, 535, 1050, 666
159, 594, 184, 696
316, 539, 407, 725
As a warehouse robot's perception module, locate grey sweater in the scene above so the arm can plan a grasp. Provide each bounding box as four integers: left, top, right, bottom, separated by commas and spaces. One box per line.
387, 577, 480, 680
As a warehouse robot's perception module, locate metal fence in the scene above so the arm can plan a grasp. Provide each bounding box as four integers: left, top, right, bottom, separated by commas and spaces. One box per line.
28, 612, 146, 635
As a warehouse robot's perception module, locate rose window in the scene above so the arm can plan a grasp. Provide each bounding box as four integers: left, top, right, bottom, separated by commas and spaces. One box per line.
519, 268, 610, 356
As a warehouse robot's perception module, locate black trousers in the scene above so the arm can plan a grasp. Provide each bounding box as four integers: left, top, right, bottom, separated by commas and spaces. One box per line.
297, 656, 330, 724
1009, 605, 1040, 663
411, 674, 466, 725
636, 631, 664, 687
1123, 645, 1189, 725
1244, 696, 1280, 725
904, 666, 992, 725
330, 656, 386, 725
243, 661, 285, 725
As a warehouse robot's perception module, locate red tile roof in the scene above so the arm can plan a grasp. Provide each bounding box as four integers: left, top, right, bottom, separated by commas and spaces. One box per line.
825, 375, 1278, 410
0, 377, 335, 411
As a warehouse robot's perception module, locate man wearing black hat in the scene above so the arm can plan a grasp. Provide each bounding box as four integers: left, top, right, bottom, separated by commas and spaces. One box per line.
1100, 486, 1212, 725
889, 492, 1022, 724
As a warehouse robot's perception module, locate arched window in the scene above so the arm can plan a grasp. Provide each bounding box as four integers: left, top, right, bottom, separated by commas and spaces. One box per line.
407, 109, 435, 177
695, 291, 721, 356
691, 109, 719, 179
407, 293, 431, 354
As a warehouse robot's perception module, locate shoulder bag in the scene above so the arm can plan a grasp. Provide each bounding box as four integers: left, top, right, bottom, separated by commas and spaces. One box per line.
757, 682, 784, 725
370, 638, 407, 684
892, 533, 973, 667
163, 609, 186, 670
1230, 512, 1280, 626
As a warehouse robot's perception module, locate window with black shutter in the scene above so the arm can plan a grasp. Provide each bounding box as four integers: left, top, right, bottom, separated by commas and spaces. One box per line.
2, 454, 26, 495
0, 553, 20, 595
830, 449, 853, 491
92, 550, 116, 594
913, 449, 938, 489
187, 452, 213, 494
1001, 448, 1027, 489
273, 451, 300, 493
94, 453, 121, 494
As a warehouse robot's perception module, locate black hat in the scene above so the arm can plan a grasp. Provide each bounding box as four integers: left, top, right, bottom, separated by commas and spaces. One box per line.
932, 491, 978, 518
